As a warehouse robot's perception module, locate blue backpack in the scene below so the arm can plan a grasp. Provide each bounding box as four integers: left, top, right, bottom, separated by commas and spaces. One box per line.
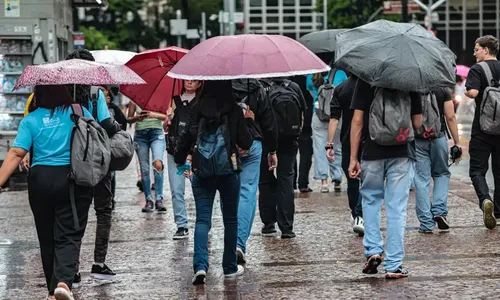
193, 117, 236, 178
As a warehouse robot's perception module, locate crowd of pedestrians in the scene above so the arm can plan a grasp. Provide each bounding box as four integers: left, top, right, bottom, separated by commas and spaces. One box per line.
1, 25, 500, 299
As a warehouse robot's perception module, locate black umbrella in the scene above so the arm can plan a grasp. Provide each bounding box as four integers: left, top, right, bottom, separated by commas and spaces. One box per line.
334, 20, 456, 92
298, 29, 348, 54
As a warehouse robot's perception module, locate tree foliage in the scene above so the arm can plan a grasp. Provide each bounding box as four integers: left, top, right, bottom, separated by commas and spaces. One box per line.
321, 0, 400, 29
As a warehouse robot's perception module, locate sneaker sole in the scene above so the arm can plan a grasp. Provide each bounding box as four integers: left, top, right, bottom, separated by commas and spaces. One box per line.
72, 282, 80, 289
142, 209, 154, 213
363, 255, 382, 274
385, 273, 409, 279
54, 288, 73, 300
261, 232, 277, 237
156, 209, 167, 214
173, 235, 189, 240
483, 200, 497, 229
90, 273, 116, 281
353, 225, 364, 236
224, 270, 244, 279
434, 217, 450, 230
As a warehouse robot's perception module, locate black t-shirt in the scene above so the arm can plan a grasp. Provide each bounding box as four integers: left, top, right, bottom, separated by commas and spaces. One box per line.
330, 76, 357, 153
465, 60, 500, 136
351, 80, 423, 161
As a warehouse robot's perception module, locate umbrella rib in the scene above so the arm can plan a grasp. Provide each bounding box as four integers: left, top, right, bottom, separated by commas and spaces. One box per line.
265, 35, 293, 74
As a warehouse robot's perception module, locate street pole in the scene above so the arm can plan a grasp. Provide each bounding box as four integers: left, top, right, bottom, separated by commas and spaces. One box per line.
223, 0, 229, 35
228, 0, 235, 35
323, 0, 328, 30
176, 10, 182, 47
219, 10, 224, 36
402, 0, 409, 22
201, 12, 207, 41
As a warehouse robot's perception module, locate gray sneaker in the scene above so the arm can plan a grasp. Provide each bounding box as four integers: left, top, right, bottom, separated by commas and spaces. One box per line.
142, 200, 154, 213
155, 200, 167, 213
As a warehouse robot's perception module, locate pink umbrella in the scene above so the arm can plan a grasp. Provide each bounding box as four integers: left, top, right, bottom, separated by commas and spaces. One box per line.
167, 34, 330, 80
120, 46, 188, 113
13, 59, 145, 90
456, 65, 470, 78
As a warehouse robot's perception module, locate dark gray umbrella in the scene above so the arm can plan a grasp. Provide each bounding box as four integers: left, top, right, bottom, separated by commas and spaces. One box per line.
298, 29, 348, 54
334, 20, 456, 92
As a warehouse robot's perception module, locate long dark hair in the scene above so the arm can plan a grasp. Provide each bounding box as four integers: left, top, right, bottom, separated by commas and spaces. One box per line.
31, 85, 74, 113
66, 49, 95, 107
194, 80, 234, 122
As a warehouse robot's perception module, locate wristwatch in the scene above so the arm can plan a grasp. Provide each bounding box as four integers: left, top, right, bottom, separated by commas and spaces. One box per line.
325, 143, 333, 151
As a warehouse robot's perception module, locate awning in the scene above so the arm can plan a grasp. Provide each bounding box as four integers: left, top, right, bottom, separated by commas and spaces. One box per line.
73, 0, 108, 7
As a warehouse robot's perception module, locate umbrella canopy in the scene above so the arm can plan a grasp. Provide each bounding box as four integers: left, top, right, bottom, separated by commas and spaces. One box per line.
13, 59, 145, 90
335, 20, 456, 92
456, 65, 470, 78
298, 29, 348, 54
91, 50, 136, 65
120, 46, 188, 113
167, 34, 329, 80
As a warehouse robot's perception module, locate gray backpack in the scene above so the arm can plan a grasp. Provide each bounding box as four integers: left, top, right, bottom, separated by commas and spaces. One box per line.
369, 88, 414, 146
478, 62, 500, 135
416, 92, 442, 139
109, 131, 134, 171
70, 104, 111, 187
316, 69, 337, 122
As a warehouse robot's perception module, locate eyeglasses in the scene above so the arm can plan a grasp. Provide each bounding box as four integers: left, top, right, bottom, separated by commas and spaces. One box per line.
474, 47, 485, 53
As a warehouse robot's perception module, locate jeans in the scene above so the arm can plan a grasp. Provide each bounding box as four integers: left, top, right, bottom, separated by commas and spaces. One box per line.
192, 173, 240, 275
237, 140, 263, 253
414, 137, 450, 231
360, 158, 414, 272
469, 132, 500, 217
134, 128, 166, 200
167, 153, 188, 229
312, 114, 343, 182
341, 152, 363, 218
28, 166, 93, 294
259, 139, 298, 233
294, 133, 313, 189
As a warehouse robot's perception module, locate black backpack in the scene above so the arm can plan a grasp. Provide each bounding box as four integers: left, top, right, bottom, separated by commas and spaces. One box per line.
167, 96, 194, 155
267, 80, 302, 137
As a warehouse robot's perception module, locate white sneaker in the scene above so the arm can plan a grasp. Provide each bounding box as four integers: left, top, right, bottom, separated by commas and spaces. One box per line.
192, 270, 207, 285
224, 265, 244, 279
54, 283, 74, 300
320, 184, 329, 193
353, 217, 365, 236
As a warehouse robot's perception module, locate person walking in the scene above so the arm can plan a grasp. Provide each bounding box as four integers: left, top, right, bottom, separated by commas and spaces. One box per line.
174, 80, 254, 284
465, 35, 500, 229
0, 85, 94, 300
127, 102, 167, 213
232, 78, 278, 264
414, 88, 461, 233
349, 79, 422, 279
165, 80, 202, 239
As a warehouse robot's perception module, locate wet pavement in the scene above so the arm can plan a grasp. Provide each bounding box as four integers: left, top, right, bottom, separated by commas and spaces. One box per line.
2, 120, 500, 299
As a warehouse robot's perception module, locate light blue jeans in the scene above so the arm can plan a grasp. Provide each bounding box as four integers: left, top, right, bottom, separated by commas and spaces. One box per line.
312, 114, 343, 182
361, 157, 414, 272
237, 140, 263, 253
167, 153, 188, 229
414, 137, 450, 231
134, 128, 166, 201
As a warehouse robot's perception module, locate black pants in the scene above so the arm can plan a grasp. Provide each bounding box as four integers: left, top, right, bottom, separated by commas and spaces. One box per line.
259, 139, 299, 233
469, 132, 500, 217
341, 151, 363, 218
294, 133, 313, 190
28, 165, 92, 294
92, 171, 113, 264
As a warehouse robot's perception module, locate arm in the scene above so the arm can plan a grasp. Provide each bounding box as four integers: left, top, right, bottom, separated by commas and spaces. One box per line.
0, 148, 27, 187
112, 105, 128, 131
444, 100, 460, 145
237, 109, 255, 150
126, 102, 146, 124
350, 110, 363, 162
147, 111, 167, 121
328, 119, 340, 144
409, 92, 423, 130
328, 86, 343, 144
465, 89, 479, 99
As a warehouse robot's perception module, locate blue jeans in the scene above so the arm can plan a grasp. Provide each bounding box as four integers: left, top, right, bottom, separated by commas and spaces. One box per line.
192, 173, 240, 275
134, 128, 166, 200
312, 114, 343, 182
237, 140, 263, 253
414, 137, 451, 231
167, 154, 188, 228
361, 157, 414, 272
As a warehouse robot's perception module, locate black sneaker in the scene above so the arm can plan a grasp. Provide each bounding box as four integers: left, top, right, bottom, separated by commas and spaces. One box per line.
434, 215, 449, 230
192, 270, 207, 285
73, 273, 81, 289
142, 200, 154, 213
299, 187, 313, 193
151, 183, 155, 190
155, 200, 167, 213
261, 224, 277, 237
362, 254, 383, 274
173, 228, 189, 240
385, 266, 409, 279
236, 247, 246, 265
136, 180, 144, 192
90, 264, 116, 281
334, 180, 341, 192
111, 199, 116, 211
281, 232, 296, 239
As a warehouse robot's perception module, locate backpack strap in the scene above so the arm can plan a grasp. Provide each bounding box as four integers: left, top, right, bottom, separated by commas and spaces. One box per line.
478, 62, 496, 87
71, 103, 84, 118
90, 86, 99, 120
327, 68, 337, 85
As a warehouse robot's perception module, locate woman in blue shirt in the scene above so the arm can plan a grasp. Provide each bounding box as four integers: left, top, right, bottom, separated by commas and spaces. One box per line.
306, 69, 347, 193
0, 85, 93, 300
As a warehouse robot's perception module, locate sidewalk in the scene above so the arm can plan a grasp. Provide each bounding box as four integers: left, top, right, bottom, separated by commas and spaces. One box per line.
1, 158, 500, 299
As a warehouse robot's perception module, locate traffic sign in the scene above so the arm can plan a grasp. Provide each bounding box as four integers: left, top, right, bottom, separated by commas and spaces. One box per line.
220, 12, 244, 24
383, 1, 421, 14
170, 19, 188, 36
186, 29, 200, 39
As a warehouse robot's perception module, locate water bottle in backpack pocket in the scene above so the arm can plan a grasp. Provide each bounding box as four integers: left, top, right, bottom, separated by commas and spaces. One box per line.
192, 119, 235, 178
369, 88, 414, 146
268, 80, 302, 137
478, 62, 500, 135
415, 92, 442, 139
